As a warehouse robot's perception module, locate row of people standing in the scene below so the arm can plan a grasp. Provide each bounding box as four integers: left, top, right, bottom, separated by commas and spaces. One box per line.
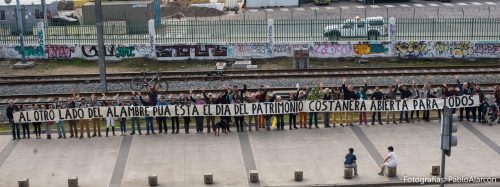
5, 79, 491, 140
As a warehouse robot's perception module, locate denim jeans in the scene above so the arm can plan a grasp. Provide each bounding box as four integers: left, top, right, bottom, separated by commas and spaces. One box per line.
120, 118, 126, 133
308, 113, 318, 128
9, 119, 20, 139
131, 117, 141, 134
56, 121, 65, 137
145, 117, 155, 133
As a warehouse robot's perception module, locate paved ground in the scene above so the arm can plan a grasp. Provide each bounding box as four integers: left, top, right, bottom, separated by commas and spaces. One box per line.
0, 120, 499, 187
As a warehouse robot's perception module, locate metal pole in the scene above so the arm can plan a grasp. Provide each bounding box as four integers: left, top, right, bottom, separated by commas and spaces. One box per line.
41, 0, 46, 23
340, 8, 342, 20
440, 150, 445, 187
15, 0, 26, 64
437, 7, 439, 19
154, 0, 161, 27
95, 0, 107, 92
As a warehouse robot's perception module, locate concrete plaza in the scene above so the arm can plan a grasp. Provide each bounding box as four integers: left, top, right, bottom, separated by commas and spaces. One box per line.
0, 121, 499, 187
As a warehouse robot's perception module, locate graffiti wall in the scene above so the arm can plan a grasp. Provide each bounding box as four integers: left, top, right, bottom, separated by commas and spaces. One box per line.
1, 41, 499, 61
392, 41, 498, 58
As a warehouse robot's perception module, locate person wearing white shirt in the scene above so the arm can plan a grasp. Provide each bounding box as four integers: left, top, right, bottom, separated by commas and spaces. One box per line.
378, 146, 398, 176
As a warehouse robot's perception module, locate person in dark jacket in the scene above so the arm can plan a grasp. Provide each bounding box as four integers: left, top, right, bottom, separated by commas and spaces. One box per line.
181, 94, 193, 134
139, 92, 156, 135
217, 90, 230, 133
202, 89, 217, 133
288, 91, 299, 130
6, 101, 21, 140
398, 83, 412, 123
32, 104, 42, 139
323, 88, 332, 128
20, 105, 30, 139
456, 75, 474, 121
371, 87, 384, 125
67, 91, 79, 138
473, 84, 485, 122
342, 79, 357, 126
385, 79, 399, 124
170, 95, 181, 134
232, 85, 247, 132
157, 95, 169, 134
129, 94, 142, 135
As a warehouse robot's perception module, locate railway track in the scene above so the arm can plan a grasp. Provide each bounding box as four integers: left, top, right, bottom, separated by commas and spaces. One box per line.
1, 84, 498, 105
1, 65, 500, 85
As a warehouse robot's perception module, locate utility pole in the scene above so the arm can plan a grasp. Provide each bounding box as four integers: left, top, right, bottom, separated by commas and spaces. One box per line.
15, 0, 26, 64
95, 0, 107, 92
154, 0, 161, 27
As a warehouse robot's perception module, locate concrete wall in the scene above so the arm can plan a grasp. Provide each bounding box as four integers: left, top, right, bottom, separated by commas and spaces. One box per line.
1, 20, 499, 60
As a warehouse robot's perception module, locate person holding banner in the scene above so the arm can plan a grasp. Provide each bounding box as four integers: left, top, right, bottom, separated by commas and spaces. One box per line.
342, 79, 357, 126
67, 91, 79, 138
265, 92, 277, 130
398, 84, 412, 123
54, 98, 66, 139
385, 80, 399, 124
371, 87, 384, 126
217, 90, 230, 134
308, 84, 322, 129
191, 91, 206, 133
332, 88, 343, 127
78, 98, 92, 139
157, 95, 169, 134
456, 76, 473, 121
43, 104, 53, 139
288, 91, 299, 130
356, 80, 369, 126
473, 84, 485, 123
20, 105, 30, 139
170, 95, 180, 134
103, 98, 116, 137
246, 93, 259, 131
202, 89, 216, 133
411, 81, 422, 123
297, 88, 308, 129
181, 94, 193, 134
89, 94, 103, 137
232, 85, 247, 132
139, 92, 156, 135
275, 96, 285, 130
322, 88, 332, 128
256, 86, 269, 129
118, 99, 127, 136
129, 95, 142, 135
6, 101, 21, 140
32, 104, 42, 139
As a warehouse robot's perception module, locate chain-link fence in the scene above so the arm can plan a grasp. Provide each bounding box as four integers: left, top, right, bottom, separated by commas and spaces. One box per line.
1, 17, 500, 45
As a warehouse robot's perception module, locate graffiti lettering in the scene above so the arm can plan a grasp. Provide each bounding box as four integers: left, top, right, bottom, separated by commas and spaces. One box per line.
393, 41, 430, 58
82, 45, 116, 57
116, 46, 135, 58
311, 43, 352, 57
14, 46, 44, 57
474, 43, 500, 55
353, 44, 370, 55
45, 45, 75, 59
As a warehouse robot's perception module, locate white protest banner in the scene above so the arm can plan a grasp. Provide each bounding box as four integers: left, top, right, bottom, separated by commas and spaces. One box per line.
13, 95, 479, 123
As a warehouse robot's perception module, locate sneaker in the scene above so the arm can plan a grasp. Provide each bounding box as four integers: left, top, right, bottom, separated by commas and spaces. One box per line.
378, 172, 384, 176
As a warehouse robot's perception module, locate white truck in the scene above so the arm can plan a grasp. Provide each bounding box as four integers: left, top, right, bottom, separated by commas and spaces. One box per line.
323, 16, 387, 41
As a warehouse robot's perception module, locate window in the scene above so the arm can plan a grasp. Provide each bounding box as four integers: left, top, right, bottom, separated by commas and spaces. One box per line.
0, 10, 5, 21
35, 9, 43, 19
